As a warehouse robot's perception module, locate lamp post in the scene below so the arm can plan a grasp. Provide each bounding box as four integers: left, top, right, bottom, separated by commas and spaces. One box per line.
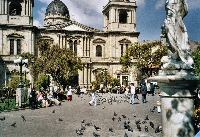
22, 68, 29, 87
14, 57, 28, 88
14, 57, 28, 107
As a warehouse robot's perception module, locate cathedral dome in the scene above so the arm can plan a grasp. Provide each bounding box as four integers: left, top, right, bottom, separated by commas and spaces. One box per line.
45, 0, 69, 18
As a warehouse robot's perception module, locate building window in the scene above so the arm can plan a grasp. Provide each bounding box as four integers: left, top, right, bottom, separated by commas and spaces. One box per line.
9, 2, 22, 16
119, 10, 127, 23
69, 40, 73, 51
17, 39, 21, 54
121, 44, 124, 57
96, 45, 102, 57
10, 39, 14, 55
74, 40, 77, 55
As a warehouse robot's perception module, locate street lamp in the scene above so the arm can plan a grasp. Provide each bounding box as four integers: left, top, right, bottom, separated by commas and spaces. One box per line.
22, 68, 29, 87
14, 57, 28, 88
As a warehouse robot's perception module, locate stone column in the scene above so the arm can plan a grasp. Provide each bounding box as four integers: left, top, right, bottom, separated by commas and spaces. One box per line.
4, 0, 7, 14
148, 70, 200, 137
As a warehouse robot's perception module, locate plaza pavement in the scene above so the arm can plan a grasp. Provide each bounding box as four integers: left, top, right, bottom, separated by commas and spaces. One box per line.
0, 92, 162, 137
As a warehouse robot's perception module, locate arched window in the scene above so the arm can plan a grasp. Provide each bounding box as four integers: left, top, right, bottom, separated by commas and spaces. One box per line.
119, 10, 127, 23
96, 45, 102, 57
9, 2, 22, 16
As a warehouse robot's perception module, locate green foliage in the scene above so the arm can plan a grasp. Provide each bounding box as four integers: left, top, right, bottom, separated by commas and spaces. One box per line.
192, 46, 200, 76
110, 78, 120, 87
8, 75, 19, 89
34, 39, 83, 89
91, 69, 119, 88
34, 73, 50, 90
8, 74, 30, 90
120, 41, 167, 78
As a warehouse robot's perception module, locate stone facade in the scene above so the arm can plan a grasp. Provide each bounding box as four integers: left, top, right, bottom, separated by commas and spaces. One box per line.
0, 0, 140, 88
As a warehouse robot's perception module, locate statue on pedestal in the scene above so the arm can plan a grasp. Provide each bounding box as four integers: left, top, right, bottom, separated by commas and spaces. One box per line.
160, 0, 193, 70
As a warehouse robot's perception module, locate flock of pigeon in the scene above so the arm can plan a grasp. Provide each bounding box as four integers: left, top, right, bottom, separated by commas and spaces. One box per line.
74, 92, 162, 137
0, 92, 162, 137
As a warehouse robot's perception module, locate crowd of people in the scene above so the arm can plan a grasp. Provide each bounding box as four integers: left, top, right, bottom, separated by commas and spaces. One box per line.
28, 82, 157, 108
29, 88, 63, 109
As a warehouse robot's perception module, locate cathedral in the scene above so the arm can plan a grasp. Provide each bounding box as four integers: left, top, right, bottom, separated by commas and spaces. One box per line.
0, 0, 140, 89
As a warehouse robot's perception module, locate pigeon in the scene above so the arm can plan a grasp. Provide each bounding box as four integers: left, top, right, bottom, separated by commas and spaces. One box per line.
102, 106, 105, 109
75, 129, 83, 135
137, 124, 141, 131
0, 116, 5, 121
10, 122, 16, 127
150, 108, 154, 112
127, 126, 133, 132
81, 119, 86, 123
122, 115, 126, 118
21, 115, 26, 121
155, 125, 162, 133
150, 106, 157, 112
112, 117, 115, 121
124, 132, 128, 137
135, 119, 141, 125
59, 118, 63, 121
52, 109, 55, 113
118, 117, 121, 122
114, 112, 117, 116
150, 121, 155, 129
145, 126, 148, 132
144, 115, 149, 120
124, 121, 129, 129
80, 124, 86, 130
127, 118, 130, 124
142, 120, 147, 124
109, 127, 113, 132
93, 132, 100, 137
133, 114, 136, 117
94, 125, 101, 131
85, 123, 92, 126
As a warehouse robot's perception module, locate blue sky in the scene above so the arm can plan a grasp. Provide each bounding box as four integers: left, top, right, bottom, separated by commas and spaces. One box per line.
33, 0, 200, 41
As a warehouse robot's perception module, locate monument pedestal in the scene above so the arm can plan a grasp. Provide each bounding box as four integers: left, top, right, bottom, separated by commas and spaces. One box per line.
148, 70, 200, 137
16, 88, 26, 107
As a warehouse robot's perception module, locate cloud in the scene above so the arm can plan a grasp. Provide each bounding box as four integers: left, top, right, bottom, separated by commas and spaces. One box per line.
155, 0, 165, 10
136, 0, 145, 7
33, 20, 42, 27
187, 0, 200, 10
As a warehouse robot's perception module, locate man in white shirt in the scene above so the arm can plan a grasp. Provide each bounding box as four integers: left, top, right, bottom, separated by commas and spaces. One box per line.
129, 83, 135, 105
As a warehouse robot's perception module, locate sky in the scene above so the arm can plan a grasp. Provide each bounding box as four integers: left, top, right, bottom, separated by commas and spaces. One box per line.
33, 0, 200, 41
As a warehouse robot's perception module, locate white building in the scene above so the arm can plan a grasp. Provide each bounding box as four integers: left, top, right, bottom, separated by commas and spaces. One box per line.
0, 0, 140, 88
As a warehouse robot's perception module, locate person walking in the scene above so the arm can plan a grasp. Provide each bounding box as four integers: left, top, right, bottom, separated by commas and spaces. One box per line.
89, 85, 97, 106
150, 83, 155, 96
129, 83, 135, 104
140, 82, 147, 103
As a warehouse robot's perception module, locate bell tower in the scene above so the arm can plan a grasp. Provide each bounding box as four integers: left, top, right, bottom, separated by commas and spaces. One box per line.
102, 0, 137, 32
0, 0, 34, 26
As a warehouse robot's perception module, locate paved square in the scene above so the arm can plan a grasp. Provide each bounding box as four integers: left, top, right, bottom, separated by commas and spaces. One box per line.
0, 93, 162, 137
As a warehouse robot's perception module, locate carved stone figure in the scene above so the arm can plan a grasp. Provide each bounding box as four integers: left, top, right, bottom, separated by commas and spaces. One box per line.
161, 0, 193, 70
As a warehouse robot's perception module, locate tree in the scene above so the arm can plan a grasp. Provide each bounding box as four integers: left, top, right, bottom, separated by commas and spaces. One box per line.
120, 41, 167, 79
34, 39, 83, 89
192, 46, 200, 76
34, 73, 50, 90
90, 68, 121, 89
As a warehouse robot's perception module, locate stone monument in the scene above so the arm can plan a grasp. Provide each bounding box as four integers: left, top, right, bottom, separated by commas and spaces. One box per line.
148, 0, 200, 136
